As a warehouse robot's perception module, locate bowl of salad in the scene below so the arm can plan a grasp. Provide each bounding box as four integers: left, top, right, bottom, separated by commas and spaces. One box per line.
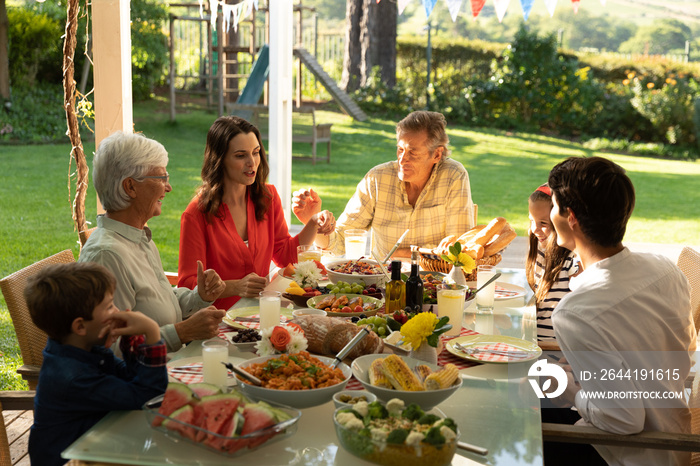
326, 259, 388, 287
333, 397, 459, 466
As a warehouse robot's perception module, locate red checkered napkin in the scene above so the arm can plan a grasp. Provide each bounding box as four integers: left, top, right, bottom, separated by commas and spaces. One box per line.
168, 363, 204, 384
464, 342, 530, 362
494, 285, 520, 299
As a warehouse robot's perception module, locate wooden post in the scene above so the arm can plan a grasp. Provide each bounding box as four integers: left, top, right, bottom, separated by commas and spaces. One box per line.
169, 14, 176, 121
92, 0, 133, 214
295, 0, 303, 108
269, 0, 293, 224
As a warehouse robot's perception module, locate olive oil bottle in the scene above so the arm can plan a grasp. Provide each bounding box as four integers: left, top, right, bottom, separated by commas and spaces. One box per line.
405, 246, 424, 311
386, 260, 406, 314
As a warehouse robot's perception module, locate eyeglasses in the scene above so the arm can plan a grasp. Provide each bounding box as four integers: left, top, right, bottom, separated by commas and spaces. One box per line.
142, 174, 170, 183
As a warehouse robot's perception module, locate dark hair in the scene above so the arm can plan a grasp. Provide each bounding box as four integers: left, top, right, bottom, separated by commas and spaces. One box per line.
548, 156, 635, 247
525, 184, 572, 304
24, 262, 116, 342
197, 116, 271, 222
396, 111, 450, 157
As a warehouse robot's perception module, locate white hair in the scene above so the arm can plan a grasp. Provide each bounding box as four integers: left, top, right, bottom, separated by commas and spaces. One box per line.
93, 131, 169, 212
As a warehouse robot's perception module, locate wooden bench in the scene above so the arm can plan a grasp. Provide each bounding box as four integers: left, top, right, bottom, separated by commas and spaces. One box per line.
225, 103, 332, 165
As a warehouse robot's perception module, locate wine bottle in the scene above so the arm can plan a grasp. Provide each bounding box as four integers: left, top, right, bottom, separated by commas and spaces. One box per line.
386, 260, 406, 314
405, 246, 424, 311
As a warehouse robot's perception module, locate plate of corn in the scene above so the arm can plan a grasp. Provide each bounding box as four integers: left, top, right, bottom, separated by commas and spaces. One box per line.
351, 354, 462, 410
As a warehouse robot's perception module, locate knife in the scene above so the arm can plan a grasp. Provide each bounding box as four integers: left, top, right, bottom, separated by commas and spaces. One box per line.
382, 229, 410, 263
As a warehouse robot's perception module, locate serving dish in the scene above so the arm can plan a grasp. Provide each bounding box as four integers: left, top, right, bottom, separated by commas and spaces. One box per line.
325, 259, 387, 287
291, 308, 327, 318
333, 403, 458, 466
235, 354, 352, 409
143, 392, 301, 457
446, 334, 541, 364
351, 354, 462, 410
221, 332, 259, 352
332, 389, 377, 409
306, 293, 382, 317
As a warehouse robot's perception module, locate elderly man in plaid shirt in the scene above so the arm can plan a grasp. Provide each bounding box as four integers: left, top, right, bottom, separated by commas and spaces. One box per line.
293, 111, 474, 260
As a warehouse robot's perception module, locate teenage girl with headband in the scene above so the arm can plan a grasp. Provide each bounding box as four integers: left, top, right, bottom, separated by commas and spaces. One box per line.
525, 183, 579, 350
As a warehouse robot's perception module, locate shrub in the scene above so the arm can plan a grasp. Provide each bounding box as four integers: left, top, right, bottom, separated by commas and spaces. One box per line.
0, 85, 68, 143
7, 7, 63, 86
131, 0, 169, 100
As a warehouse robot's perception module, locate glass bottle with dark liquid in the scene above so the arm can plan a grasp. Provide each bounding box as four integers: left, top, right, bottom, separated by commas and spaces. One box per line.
405, 246, 424, 311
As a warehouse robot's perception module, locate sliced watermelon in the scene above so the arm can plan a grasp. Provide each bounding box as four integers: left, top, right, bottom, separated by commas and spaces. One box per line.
222, 412, 248, 453
163, 405, 196, 441
154, 383, 194, 427
241, 403, 278, 448
188, 382, 222, 399
190, 400, 208, 442
200, 393, 242, 441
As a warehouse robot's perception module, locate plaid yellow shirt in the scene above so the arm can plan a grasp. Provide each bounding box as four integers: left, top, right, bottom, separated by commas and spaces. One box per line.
328, 158, 474, 258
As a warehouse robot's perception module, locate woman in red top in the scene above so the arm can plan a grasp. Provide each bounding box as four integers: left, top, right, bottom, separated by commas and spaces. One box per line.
178, 116, 335, 309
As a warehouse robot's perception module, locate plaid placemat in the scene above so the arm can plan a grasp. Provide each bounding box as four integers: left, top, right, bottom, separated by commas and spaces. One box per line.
456, 342, 533, 363
218, 315, 291, 338
494, 285, 522, 299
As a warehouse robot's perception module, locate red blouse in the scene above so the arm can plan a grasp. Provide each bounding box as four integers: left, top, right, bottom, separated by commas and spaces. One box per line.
178, 184, 299, 309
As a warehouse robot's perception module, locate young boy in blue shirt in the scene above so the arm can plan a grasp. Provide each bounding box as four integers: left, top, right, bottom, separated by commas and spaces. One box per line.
25, 262, 168, 465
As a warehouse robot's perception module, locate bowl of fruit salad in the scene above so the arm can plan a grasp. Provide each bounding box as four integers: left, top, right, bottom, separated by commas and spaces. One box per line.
326, 259, 387, 287
307, 293, 383, 317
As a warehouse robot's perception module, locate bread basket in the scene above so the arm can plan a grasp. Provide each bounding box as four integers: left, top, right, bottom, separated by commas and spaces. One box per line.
418, 250, 501, 282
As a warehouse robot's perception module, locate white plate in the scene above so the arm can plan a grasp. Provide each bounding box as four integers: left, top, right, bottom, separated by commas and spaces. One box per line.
466, 281, 526, 300
446, 334, 541, 364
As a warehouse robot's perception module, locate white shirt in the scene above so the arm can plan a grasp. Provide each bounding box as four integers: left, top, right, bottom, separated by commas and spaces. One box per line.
553, 248, 696, 466
327, 158, 474, 258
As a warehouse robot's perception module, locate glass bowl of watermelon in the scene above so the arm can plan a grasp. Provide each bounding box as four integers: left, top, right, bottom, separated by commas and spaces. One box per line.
144, 382, 301, 457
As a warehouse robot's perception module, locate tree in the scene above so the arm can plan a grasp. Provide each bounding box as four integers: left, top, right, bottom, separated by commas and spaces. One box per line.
620, 19, 692, 54
340, 0, 396, 92
0, 0, 8, 100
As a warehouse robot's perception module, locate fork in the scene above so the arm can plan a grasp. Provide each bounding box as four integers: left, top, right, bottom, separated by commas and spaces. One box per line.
453, 342, 531, 358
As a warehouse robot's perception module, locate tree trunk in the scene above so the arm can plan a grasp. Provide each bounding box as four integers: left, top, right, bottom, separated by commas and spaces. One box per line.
359, 0, 371, 87
340, 0, 362, 92
0, 0, 9, 100
368, 0, 396, 88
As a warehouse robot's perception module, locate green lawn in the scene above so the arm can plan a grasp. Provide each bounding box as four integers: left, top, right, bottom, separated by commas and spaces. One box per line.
1, 100, 699, 389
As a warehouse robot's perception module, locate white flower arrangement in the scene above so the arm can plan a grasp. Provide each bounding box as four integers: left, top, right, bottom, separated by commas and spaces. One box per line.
291, 260, 323, 288
255, 324, 308, 356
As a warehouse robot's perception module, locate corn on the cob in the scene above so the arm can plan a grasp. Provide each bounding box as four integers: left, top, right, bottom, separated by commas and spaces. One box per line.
413, 364, 433, 383
381, 355, 424, 391
424, 363, 459, 390
369, 358, 392, 389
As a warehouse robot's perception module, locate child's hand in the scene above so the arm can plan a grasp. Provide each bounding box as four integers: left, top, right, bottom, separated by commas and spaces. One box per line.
197, 261, 226, 302
101, 310, 161, 346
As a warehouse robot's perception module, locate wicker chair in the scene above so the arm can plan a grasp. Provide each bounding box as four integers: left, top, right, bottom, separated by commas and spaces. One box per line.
0, 250, 76, 389
0, 391, 35, 466
678, 247, 700, 333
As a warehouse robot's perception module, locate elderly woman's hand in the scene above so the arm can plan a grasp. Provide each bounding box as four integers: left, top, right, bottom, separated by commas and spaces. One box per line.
197, 260, 226, 302
311, 210, 336, 235
174, 306, 226, 343
292, 188, 322, 224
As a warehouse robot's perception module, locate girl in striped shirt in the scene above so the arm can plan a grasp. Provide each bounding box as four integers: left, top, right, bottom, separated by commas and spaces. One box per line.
525, 184, 579, 345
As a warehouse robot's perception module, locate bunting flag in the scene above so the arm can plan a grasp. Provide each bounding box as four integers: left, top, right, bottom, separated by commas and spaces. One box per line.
197, 0, 258, 31
519, 0, 535, 20
398, 0, 412, 14
543, 0, 558, 16
470, 0, 486, 19
572, 0, 580, 13
493, 0, 511, 22
422, 0, 438, 17
445, 0, 464, 21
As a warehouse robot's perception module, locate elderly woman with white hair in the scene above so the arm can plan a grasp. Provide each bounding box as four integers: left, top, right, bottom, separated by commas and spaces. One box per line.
79, 131, 226, 352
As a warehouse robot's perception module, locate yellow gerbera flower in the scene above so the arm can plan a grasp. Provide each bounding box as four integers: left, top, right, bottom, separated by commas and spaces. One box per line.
400, 312, 438, 350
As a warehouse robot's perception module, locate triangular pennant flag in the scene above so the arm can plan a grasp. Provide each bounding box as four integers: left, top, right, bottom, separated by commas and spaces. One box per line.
572, 0, 580, 13
233, 3, 243, 32
398, 0, 412, 14
198, 0, 205, 18
445, 0, 464, 21
422, 0, 438, 17
209, 0, 218, 27
519, 0, 534, 20
543, 0, 557, 16
471, 0, 486, 18
222, 4, 233, 32
493, 0, 511, 22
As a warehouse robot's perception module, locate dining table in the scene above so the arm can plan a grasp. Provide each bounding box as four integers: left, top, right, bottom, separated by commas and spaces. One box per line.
61, 265, 544, 466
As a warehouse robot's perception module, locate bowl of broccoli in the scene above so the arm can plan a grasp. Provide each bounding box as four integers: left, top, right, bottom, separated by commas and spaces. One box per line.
333, 397, 458, 466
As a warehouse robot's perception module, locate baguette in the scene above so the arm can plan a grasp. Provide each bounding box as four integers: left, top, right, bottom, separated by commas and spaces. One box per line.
483, 223, 517, 256
470, 217, 507, 247
456, 225, 485, 245
464, 243, 484, 260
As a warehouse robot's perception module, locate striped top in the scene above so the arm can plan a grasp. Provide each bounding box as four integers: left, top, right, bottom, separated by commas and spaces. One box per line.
534, 248, 579, 341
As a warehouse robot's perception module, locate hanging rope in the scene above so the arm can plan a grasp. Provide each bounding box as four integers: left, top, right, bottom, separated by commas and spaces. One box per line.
63, 0, 90, 247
